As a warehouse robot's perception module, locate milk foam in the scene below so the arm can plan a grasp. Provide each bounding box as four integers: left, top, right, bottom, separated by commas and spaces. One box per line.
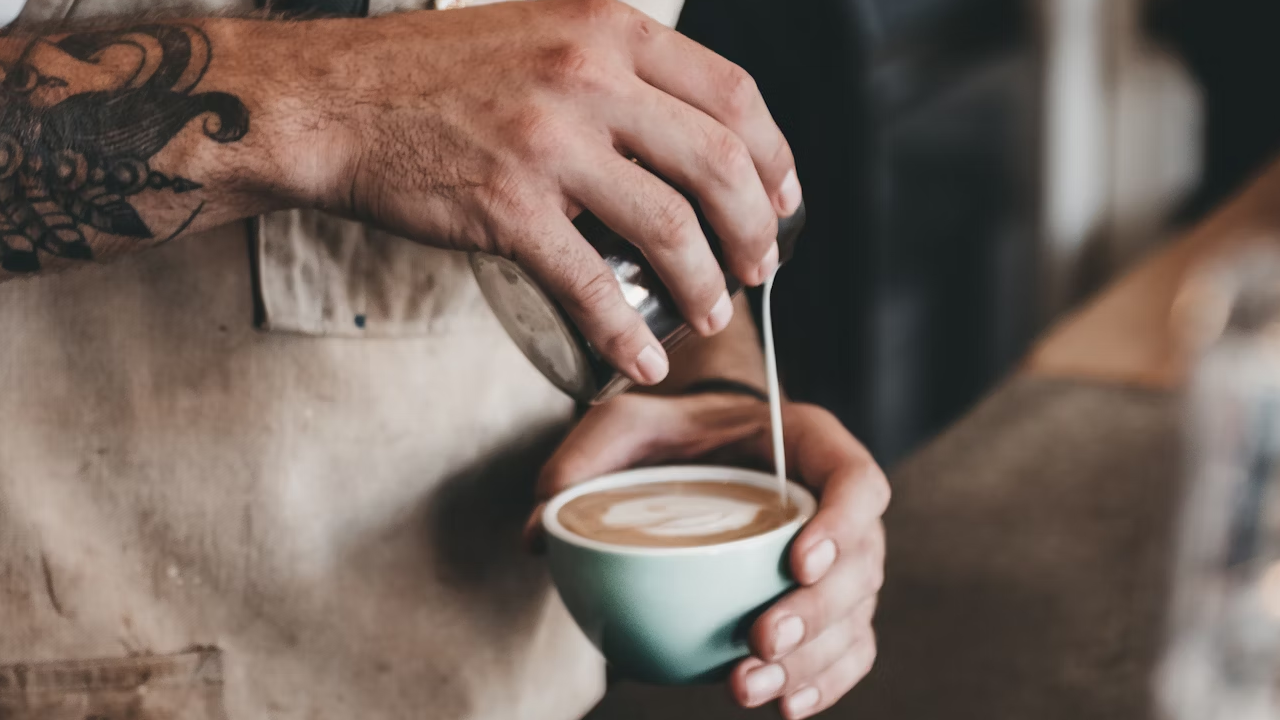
601, 495, 762, 537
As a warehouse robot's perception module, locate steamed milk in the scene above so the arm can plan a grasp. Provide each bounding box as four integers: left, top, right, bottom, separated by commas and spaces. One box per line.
558, 480, 802, 548
762, 268, 786, 503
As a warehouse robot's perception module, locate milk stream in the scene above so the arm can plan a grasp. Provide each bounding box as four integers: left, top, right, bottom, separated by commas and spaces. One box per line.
762, 268, 787, 506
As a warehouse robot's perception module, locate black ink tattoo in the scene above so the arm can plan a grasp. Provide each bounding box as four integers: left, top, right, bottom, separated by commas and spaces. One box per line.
0, 24, 249, 273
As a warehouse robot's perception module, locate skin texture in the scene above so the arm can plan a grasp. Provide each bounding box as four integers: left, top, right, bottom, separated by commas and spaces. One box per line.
0, 0, 803, 385
531, 386, 889, 719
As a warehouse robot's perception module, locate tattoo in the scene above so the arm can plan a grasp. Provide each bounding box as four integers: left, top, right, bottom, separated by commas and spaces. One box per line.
0, 24, 249, 273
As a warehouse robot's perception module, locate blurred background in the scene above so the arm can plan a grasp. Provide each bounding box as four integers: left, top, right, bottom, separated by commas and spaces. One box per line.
651, 0, 1278, 468
591, 0, 1280, 717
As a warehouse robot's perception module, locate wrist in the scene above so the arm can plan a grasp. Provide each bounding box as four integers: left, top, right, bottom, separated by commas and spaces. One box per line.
204, 18, 361, 211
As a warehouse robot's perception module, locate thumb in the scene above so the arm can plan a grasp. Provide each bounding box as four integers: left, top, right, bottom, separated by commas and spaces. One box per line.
524, 397, 669, 555
536, 395, 666, 503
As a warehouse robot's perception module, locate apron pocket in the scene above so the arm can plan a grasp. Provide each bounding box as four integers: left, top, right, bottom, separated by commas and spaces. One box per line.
0, 648, 225, 720
252, 209, 484, 338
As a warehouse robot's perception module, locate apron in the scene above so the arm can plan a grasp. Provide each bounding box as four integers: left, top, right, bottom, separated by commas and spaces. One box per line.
0, 0, 684, 716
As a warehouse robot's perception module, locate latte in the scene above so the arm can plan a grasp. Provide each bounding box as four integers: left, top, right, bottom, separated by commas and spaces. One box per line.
557, 480, 803, 548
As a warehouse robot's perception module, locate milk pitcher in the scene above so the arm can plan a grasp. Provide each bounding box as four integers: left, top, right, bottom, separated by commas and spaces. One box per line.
471, 196, 805, 404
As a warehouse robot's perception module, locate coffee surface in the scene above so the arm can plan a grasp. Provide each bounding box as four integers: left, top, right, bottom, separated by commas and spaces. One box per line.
558, 480, 803, 548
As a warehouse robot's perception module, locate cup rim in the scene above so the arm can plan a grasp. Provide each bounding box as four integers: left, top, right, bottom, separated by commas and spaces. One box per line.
542, 465, 816, 556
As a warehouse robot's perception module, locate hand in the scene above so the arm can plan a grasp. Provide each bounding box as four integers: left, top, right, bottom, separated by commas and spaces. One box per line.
529, 392, 889, 719
280, 0, 801, 385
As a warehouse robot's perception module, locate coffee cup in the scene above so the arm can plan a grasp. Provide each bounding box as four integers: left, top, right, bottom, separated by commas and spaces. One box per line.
542, 465, 816, 684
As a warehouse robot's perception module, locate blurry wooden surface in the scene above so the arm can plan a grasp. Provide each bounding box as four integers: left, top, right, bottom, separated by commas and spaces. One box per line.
1026, 156, 1280, 389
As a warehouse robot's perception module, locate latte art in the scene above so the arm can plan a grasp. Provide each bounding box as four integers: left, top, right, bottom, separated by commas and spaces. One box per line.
602, 495, 763, 537
559, 481, 803, 548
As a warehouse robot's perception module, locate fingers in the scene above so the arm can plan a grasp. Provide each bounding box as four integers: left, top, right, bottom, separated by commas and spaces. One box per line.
752, 529, 884, 659
511, 207, 669, 386
717, 403, 885, 714
780, 633, 878, 719
563, 151, 734, 335
626, 18, 801, 217
725, 404, 889, 583
536, 394, 664, 502
730, 403, 872, 495
732, 599, 878, 717
601, 83, 779, 287
791, 463, 890, 586
725, 404, 889, 559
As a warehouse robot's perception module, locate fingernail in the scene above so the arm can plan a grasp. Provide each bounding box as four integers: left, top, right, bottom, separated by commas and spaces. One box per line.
760, 242, 779, 284
773, 615, 805, 657
804, 539, 837, 581
745, 663, 785, 704
784, 686, 820, 717
635, 344, 669, 384
779, 169, 802, 216
707, 291, 734, 334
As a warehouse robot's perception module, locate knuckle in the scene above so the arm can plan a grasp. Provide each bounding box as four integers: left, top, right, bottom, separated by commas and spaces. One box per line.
508, 106, 569, 161
562, 271, 646, 359
864, 557, 885, 595
566, 268, 623, 318
627, 13, 658, 45
701, 129, 755, 185
860, 635, 879, 675
806, 589, 833, 630
596, 320, 647, 360
487, 167, 537, 225
537, 42, 610, 94
867, 525, 887, 567
867, 471, 892, 514
872, 520, 887, 551
717, 63, 760, 119
747, 210, 779, 248
648, 195, 699, 251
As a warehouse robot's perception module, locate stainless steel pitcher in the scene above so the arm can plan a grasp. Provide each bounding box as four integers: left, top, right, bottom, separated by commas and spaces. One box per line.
471, 199, 805, 405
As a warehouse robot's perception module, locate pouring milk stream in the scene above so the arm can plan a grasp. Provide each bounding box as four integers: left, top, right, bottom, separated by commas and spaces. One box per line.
762, 268, 787, 505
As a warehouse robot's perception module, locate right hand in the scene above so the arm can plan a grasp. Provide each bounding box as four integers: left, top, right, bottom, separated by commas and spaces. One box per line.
279, 0, 801, 385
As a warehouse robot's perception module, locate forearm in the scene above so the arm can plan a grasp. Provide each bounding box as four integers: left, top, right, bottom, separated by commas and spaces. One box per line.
648, 294, 768, 394
0, 17, 338, 280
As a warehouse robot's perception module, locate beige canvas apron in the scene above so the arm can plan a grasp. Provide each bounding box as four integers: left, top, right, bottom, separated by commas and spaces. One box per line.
0, 0, 683, 717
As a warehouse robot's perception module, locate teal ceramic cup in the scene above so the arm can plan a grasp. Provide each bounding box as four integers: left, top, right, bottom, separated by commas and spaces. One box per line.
542, 465, 816, 684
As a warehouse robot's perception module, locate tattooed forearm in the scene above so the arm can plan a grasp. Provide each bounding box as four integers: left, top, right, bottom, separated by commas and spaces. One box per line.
0, 23, 249, 276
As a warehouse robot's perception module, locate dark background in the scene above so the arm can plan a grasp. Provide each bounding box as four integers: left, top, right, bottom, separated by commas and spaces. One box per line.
679, 0, 1039, 467
681, 0, 1280, 468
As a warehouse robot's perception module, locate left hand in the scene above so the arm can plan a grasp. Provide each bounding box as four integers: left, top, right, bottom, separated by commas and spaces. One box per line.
526, 391, 889, 719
